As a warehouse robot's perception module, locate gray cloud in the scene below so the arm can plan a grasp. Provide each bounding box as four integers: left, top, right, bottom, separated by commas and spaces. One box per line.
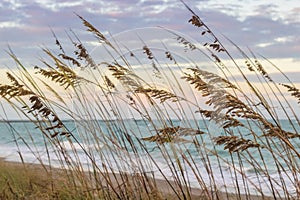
0, 0, 300, 68
230, 71, 300, 84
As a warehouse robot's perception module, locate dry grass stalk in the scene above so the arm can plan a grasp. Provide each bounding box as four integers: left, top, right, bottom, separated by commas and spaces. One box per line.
74, 42, 97, 69
104, 75, 116, 90
176, 35, 196, 51
0, 3, 299, 199
135, 87, 180, 103
108, 63, 141, 90
27, 95, 68, 138
182, 67, 258, 120
141, 126, 204, 144
262, 123, 300, 139
143, 45, 154, 60
213, 136, 262, 152
0, 73, 34, 98
280, 83, 300, 104
76, 14, 113, 48
0, 84, 34, 99
34, 66, 79, 89
254, 60, 273, 82
58, 53, 81, 67
197, 109, 244, 129
165, 51, 176, 64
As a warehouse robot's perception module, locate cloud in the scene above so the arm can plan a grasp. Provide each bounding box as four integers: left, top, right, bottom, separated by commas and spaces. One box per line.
230, 71, 300, 84
0, 21, 23, 28
285, 7, 300, 23
0, 0, 300, 68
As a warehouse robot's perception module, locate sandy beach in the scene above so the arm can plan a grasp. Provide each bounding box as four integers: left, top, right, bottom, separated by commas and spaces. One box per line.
0, 157, 283, 200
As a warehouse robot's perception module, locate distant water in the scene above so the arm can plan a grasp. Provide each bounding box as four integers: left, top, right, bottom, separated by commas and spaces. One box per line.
0, 119, 299, 197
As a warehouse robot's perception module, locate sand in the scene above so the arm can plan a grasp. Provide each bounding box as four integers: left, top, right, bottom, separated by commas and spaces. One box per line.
0, 157, 284, 199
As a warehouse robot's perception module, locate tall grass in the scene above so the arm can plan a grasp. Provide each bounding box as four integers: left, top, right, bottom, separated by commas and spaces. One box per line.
0, 3, 299, 199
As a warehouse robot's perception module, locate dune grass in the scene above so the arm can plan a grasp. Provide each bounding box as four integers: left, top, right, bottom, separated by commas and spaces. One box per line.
0, 158, 90, 199
0, 2, 299, 200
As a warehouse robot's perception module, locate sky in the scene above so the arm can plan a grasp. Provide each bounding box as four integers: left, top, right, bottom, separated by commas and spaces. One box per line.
0, 0, 299, 119
0, 0, 299, 64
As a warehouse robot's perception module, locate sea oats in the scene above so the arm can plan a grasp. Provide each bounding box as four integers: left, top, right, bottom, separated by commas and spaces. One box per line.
280, 83, 300, 104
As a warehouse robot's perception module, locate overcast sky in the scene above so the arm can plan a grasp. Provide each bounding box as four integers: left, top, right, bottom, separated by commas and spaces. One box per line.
0, 0, 299, 64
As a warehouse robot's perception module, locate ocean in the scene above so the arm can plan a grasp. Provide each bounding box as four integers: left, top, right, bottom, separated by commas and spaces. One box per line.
0, 119, 299, 197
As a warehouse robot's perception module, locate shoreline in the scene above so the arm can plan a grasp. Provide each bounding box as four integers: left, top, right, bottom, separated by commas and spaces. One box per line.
0, 157, 283, 199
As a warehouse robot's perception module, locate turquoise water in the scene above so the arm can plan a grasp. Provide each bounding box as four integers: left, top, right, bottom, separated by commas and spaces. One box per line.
0, 119, 299, 197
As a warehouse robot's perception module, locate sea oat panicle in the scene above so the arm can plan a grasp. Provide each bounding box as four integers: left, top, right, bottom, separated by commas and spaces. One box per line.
214, 135, 262, 152
280, 83, 300, 104
77, 14, 113, 48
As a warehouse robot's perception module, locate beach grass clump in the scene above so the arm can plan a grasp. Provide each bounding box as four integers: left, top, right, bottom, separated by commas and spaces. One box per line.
0, 159, 91, 200
0, 2, 299, 200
